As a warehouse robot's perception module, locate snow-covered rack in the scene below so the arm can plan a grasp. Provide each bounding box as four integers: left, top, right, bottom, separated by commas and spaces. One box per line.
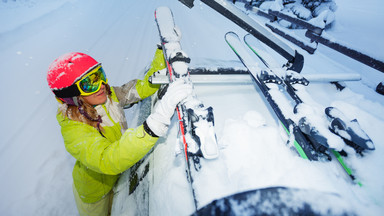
245, 5, 384, 73
149, 66, 362, 84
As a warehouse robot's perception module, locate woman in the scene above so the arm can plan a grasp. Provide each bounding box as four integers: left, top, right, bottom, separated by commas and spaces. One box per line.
47, 48, 192, 215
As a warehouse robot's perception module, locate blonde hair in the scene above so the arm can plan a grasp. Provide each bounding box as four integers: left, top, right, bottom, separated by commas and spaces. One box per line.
59, 84, 112, 132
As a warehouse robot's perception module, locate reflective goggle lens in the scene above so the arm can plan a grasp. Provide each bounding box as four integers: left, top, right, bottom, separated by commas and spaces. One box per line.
78, 67, 107, 94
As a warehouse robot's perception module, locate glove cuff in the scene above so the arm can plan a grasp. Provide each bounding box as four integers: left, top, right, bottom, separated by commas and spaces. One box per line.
143, 121, 159, 138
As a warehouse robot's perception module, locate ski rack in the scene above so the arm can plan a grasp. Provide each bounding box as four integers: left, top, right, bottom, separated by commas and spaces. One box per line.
149, 67, 361, 84
305, 31, 384, 73
178, 0, 304, 73
244, 5, 323, 35
244, 4, 384, 73
179, 0, 384, 73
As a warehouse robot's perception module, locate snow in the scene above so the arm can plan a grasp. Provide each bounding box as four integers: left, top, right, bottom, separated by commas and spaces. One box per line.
290, 3, 312, 20
0, 0, 384, 215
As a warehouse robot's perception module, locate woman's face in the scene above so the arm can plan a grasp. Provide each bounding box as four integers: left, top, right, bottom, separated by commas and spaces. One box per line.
81, 84, 108, 106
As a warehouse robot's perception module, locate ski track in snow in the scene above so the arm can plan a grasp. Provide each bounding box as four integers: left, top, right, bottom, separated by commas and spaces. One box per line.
0, 0, 383, 215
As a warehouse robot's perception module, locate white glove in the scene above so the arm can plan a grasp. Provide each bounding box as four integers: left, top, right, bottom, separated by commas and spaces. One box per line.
145, 80, 193, 137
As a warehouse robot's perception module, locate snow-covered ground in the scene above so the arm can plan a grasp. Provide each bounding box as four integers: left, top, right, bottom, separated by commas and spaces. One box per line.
0, 0, 383, 215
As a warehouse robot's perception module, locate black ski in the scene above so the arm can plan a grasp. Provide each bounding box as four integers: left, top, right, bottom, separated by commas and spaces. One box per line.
226, 31, 375, 185
244, 33, 375, 154
243, 33, 376, 185
178, 0, 304, 72
225, 31, 321, 161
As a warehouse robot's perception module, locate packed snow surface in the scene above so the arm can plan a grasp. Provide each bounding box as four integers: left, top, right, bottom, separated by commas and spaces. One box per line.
0, 0, 384, 215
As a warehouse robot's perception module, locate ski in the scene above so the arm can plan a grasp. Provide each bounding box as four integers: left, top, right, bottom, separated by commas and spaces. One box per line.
244, 33, 375, 154
225, 31, 322, 161
243, 33, 375, 184
178, 0, 304, 72
226, 31, 375, 185
155, 6, 219, 211
265, 22, 317, 54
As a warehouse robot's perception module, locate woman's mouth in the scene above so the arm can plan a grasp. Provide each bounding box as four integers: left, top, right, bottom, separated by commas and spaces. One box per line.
96, 89, 105, 97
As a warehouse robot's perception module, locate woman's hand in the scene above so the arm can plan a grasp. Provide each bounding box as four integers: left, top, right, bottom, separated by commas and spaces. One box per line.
145, 80, 193, 137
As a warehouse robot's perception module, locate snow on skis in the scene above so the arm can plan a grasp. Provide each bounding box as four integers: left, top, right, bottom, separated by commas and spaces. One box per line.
154, 6, 219, 211
244, 33, 375, 155
225, 31, 320, 161
225, 31, 375, 185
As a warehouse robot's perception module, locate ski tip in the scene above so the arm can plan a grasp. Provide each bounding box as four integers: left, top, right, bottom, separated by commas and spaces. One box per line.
224, 31, 239, 39
155, 6, 172, 19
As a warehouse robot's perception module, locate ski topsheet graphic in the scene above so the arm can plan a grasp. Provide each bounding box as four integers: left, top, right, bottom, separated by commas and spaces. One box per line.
155, 6, 219, 210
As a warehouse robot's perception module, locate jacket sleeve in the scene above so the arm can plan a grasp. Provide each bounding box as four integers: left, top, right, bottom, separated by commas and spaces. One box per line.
114, 48, 166, 105
135, 48, 166, 99
113, 80, 142, 107
61, 119, 158, 175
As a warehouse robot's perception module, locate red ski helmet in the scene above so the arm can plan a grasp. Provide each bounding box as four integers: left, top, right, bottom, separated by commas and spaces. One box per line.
47, 52, 100, 99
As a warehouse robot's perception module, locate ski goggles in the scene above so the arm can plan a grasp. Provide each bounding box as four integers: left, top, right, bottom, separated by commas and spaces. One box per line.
75, 65, 108, 96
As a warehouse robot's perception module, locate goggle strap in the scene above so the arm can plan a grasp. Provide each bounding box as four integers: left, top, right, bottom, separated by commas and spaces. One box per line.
53, 84, 81, 98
